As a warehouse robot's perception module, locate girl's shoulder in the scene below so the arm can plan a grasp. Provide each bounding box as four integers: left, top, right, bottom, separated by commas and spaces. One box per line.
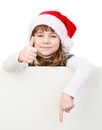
67, 54, 74, 59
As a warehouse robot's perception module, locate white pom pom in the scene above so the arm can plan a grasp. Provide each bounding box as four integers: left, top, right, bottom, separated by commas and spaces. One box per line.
62, 37, 73, 49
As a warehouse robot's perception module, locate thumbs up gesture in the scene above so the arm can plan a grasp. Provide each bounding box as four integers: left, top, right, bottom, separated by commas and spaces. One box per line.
18, 36, 37, 63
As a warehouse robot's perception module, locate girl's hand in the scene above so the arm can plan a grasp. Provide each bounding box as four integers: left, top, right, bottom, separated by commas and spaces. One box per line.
18, 37, 37, 63
59, 93, 74, 122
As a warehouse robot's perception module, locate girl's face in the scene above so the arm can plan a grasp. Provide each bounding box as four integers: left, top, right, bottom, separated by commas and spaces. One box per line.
33, 29, 60, 56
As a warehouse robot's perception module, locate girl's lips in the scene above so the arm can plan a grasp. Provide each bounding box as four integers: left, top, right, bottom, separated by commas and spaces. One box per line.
40, 46, 51, 48
40, 46, 52, 50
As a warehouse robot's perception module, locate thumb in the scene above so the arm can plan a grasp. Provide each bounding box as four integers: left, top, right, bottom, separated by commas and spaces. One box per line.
59, 108, 63, 123
29, 36, 34, 46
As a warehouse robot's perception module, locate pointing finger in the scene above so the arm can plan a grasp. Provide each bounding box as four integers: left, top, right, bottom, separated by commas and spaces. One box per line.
59, 109, 63, 123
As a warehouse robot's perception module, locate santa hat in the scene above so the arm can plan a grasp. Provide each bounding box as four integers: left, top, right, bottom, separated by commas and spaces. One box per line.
28, 10, 77, 50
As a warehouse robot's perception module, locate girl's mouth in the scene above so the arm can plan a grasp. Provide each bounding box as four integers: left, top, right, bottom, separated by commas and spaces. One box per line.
40, 46, 51, 49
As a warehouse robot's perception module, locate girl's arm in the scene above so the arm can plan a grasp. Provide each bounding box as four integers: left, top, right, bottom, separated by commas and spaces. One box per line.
2, 53, 28, 72
59, 56, 94, 122
2, 37, 37, 72
63, 56, 94, 97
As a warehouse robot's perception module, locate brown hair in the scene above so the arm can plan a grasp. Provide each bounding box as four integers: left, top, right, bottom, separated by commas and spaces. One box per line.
29, 25, 68, 66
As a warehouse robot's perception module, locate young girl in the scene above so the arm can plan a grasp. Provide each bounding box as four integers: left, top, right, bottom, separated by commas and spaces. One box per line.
2, 10, 93, 122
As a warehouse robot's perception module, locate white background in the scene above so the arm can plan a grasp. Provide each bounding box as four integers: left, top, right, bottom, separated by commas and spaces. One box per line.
0, 0, 102, 66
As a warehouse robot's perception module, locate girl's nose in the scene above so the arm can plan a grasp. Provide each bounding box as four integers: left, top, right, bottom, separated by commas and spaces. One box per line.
43, 37, 49, 44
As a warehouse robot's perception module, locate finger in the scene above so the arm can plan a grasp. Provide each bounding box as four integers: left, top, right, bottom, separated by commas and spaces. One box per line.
59, 109, 63, 123
25, 55, 36, 63
29, 51, 37, 57
29, 36, 34, 47
26, 58, 34, 63
65, 109, 70, 113
24, 57, 33, 63
30, 47, 37, 53
27, 54, 37, 60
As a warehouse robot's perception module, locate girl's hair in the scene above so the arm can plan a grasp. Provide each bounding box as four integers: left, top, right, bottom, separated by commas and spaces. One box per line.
29, 25, 68, 66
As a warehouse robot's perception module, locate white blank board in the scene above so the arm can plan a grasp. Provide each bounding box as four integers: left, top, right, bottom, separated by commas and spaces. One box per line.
0, 67, 101, 130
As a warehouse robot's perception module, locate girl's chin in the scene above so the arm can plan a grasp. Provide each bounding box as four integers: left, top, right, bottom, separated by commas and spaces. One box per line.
37, 52, 53, 58
38, 51, 51, 56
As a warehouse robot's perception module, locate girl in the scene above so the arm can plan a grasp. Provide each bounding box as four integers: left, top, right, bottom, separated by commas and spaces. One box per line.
2, 10, 94, 122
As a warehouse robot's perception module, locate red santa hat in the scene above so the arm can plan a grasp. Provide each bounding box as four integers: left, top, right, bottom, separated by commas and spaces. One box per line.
28, 10, 77, 50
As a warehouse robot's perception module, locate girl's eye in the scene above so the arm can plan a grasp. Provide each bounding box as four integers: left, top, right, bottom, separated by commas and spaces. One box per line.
50, 35, 57, 38
37, 34, 43, 37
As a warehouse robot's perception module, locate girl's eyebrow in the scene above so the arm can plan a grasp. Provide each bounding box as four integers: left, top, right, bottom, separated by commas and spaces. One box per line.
49, 32, 57, 34
50, 32, 58, 36
36, 31, 43, 33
